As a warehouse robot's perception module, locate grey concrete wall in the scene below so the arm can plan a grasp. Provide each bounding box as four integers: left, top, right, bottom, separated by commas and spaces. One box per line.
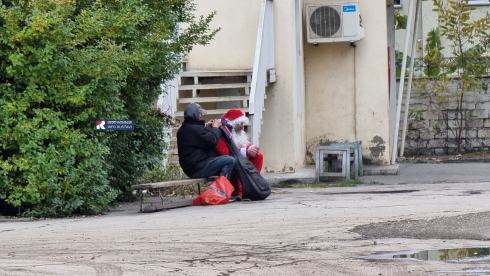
397, 77, 490, 156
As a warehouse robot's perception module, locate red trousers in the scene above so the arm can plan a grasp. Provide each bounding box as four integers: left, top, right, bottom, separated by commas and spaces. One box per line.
231, 153, 263, 196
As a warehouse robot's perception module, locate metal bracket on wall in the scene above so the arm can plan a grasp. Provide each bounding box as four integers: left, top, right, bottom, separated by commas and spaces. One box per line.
267, 69, 276, 83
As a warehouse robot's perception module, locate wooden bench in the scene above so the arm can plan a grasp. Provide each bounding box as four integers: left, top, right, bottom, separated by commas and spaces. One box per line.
131, 176, 218, 212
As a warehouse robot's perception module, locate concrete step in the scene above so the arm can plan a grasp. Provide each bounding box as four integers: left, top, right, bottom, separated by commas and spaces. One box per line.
179, 83, 250, 91
178, 96, 249, 104
363, 164, 399, 175
263, 164, 400, 185
175, 108, 248, 117
181, 70, 252, 78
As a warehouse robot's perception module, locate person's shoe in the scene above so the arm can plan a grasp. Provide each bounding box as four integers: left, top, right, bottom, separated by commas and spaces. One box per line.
241, 196, 251, 201
229, 195, 242, 202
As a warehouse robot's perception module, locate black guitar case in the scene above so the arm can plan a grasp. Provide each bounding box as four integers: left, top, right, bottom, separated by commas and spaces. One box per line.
219, 126, 271, 200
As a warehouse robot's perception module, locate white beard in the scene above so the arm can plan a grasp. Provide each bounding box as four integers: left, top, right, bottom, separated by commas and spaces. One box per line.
232, 128, 250, 149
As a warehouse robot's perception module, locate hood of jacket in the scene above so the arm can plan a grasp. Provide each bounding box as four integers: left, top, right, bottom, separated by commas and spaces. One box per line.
184, 103, 206, 120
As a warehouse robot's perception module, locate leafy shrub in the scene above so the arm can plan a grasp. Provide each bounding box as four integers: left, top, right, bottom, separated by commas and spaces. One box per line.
108, 108, 168, 201
0, 0, 217, 216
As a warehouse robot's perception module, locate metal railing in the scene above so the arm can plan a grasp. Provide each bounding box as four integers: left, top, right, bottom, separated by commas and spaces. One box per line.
249, 0, 275, 146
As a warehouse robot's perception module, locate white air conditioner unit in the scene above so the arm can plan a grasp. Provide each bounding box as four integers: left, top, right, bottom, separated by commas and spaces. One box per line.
306, 2, 365, 44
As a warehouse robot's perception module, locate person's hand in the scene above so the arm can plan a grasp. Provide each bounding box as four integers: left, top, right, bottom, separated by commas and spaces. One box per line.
205, 120, 214, 130
212, 119, 221, 128
247, 145, 259, 158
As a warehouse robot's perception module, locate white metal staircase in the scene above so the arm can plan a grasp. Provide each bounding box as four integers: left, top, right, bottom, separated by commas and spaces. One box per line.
163, 0, 275, 163
175, 70, 252, 117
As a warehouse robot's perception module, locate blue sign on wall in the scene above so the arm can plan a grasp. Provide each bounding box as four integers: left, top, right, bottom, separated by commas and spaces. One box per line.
343, 5, 356, 12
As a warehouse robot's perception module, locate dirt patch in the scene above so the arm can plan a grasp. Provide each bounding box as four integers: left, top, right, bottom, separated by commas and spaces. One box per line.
351, 211, 490, 241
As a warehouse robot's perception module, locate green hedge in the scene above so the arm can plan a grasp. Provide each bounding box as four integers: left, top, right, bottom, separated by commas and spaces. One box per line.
0, 0, 217, 216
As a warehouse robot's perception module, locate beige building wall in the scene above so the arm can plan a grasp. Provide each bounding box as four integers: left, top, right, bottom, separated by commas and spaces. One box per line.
303, 0, 391, 165
186, 0, 306, 172
186, 0, 260, 70
186, 0, 391, 169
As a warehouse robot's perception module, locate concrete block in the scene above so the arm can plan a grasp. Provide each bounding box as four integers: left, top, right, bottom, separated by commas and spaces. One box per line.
403, 139, 424, 149
447, 147, 458, 154
435, 148, 447, 155
467, 147, 487, 153
447, 102, 461, 109
468, 109, 488, 119
402, 148, 416, 156
408, 96, 430, 105
430, 119, 445, 128
448, 120, 465, 128
478, 128, 490, 138
427, 115, 441, 123
411, 120, 429, 129
420, 148, 435, 156
409, 103, 428, 112
470, 138, 484, 148
447, 110, 459, 120
447, 139, 459, 148
438, 113, 449, 120
448, 101, 476, 110
415, 111, 428, 121
484, 119, 490, 127
428, 139, 447, 148
476, 87, 490, 98
467, 119, 484, 128
448, 130, 465, 139
406, 130, 420, 140
420, 129, 434, 140
466, 129, 478, 138
475, 102, 490, 110
434, 131, 448, 139
465, 92, 487, 103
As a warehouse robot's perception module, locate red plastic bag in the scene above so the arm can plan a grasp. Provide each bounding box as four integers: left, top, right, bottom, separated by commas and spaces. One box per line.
193, 176, 234, 206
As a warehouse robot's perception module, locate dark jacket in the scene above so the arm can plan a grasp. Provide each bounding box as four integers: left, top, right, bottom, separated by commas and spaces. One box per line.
177, 107, 221, 178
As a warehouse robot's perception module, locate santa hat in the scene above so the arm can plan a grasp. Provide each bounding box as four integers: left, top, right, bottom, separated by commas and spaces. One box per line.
221, 109, 249, 127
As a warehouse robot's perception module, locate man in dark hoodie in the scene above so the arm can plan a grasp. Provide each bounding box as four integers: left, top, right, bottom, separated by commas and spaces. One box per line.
177, 103, 235, 180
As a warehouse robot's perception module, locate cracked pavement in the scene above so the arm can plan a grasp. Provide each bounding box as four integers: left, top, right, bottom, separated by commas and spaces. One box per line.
2, 182, 490, 275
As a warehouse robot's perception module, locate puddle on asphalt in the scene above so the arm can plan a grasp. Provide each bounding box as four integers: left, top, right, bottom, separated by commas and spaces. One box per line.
359, 247, 490, 263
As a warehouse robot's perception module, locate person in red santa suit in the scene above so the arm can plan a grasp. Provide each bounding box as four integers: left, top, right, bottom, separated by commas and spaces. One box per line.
215, 109, 264, 201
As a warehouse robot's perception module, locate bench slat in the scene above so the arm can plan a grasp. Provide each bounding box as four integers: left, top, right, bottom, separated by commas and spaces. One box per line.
131, 176, 218, 190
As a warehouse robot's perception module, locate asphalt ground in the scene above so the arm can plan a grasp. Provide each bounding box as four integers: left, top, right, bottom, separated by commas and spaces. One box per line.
2, 174, 490, 275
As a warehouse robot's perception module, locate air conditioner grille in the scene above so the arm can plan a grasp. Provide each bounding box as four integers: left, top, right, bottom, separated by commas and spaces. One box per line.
309, 6, 342, 38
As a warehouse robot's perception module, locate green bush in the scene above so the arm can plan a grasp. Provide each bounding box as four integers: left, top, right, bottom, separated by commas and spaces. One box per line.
108, 108, 167, 201
0, 0, 217, 216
